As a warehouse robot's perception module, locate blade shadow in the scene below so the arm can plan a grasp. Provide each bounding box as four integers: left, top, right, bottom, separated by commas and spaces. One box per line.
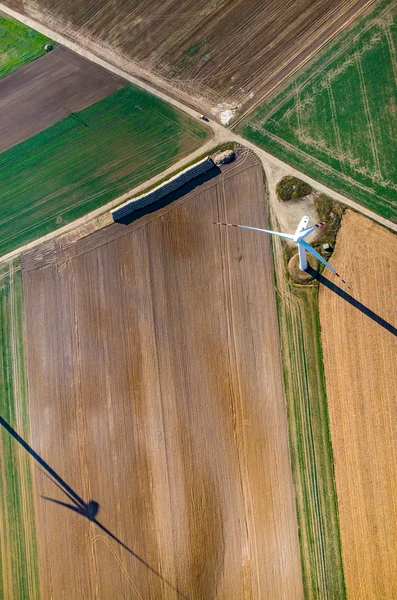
42, 496, 83, 515
0, 416, 188, 600
0, 416, 85, 508
306, 266, 397, 337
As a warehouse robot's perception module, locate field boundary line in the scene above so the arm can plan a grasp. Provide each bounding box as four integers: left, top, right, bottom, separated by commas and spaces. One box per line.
355, 52, 382, 179
326, 84, 346, 174
384, 24, 397, 85
294, 86, 304, 143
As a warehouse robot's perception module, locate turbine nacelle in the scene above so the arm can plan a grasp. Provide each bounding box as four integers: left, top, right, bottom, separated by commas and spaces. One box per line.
293, 215, 309, 241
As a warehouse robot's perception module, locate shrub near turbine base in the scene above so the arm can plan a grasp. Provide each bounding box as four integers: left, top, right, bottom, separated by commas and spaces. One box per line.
276, 177, 312, 202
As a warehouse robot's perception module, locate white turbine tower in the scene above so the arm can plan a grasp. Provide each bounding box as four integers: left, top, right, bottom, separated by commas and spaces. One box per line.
213, 215, 350, 287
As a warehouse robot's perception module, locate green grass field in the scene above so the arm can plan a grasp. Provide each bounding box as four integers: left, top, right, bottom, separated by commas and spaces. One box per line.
0, 84, 210, 256
237, 0, 397, 221
271, 232, 345, 600
0, 16, 53, 79
0, 259, 39, 600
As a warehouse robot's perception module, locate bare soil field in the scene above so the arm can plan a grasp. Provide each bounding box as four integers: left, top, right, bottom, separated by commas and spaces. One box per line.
22, 151, 303, 599
319, 210, 397, 599
4, 0, 370, 119
0, 44, 122, 152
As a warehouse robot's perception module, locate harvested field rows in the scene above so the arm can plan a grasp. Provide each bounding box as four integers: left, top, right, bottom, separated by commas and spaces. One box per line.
271, 229, 345, 600
319, 211, 397, 599
239, 0, 397, 220
22, 152, 303, 599
3, 0, 369, 116
0, 259, 39, 599
0, 84, 209, 256
0, 45, 122, 153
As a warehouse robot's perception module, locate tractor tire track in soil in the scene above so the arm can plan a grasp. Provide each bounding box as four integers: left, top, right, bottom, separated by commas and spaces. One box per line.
21, 150, 303, 599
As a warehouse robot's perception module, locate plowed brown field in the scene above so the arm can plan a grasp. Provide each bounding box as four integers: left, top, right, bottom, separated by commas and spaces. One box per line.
22, 151, 303, 599
5, 0, 370, 117
0, 45, 122, 152
319, 210, 397, 600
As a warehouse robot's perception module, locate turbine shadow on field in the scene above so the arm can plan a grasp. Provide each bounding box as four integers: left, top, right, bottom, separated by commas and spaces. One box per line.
306, 266, 397, 337
0, 416, 189, 600
116, 166, 221, 226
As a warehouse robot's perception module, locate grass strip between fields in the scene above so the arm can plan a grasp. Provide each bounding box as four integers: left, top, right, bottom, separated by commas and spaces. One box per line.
0, 16, 53, 79
0, 84, 210, 257
0, 259, 39, 599
271, 231, 345, 600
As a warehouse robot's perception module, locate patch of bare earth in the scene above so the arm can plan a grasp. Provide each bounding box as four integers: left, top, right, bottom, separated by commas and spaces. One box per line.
21, 151, 303, 599
319, 210, 397, 599
4, 0, 371, 118
0, 45, 122, 152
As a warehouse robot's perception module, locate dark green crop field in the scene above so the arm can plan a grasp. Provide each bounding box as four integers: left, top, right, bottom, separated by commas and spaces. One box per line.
237, 0, 397, 221
0, 16, 52, 79
0, 84, 210, 256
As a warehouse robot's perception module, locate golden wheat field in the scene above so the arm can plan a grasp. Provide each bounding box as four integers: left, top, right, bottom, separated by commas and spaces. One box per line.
319, 210, 397, 600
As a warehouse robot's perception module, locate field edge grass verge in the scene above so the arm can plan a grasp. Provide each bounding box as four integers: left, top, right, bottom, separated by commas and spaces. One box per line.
270, 223, 346, 599
0, 258, 40, 599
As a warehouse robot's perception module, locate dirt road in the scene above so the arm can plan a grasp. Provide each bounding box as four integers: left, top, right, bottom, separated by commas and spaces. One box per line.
319, 210, 397, 600
22, 151, 303, 599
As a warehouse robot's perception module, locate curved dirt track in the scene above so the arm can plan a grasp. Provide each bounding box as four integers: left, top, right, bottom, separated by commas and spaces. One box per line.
319, 210, 397, 600
22, 151, 303, 599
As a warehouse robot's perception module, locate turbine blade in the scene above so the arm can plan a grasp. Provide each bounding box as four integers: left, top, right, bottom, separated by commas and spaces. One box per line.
300, 240, 350, 288
213, 222, 294, 240
298, 222, 326, 240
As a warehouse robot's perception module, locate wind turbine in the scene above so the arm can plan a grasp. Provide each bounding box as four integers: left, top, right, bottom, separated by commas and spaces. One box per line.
213, 215, 350, 288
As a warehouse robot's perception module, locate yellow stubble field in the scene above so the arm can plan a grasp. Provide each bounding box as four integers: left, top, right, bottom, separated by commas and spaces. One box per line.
319, 210, 397, 599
